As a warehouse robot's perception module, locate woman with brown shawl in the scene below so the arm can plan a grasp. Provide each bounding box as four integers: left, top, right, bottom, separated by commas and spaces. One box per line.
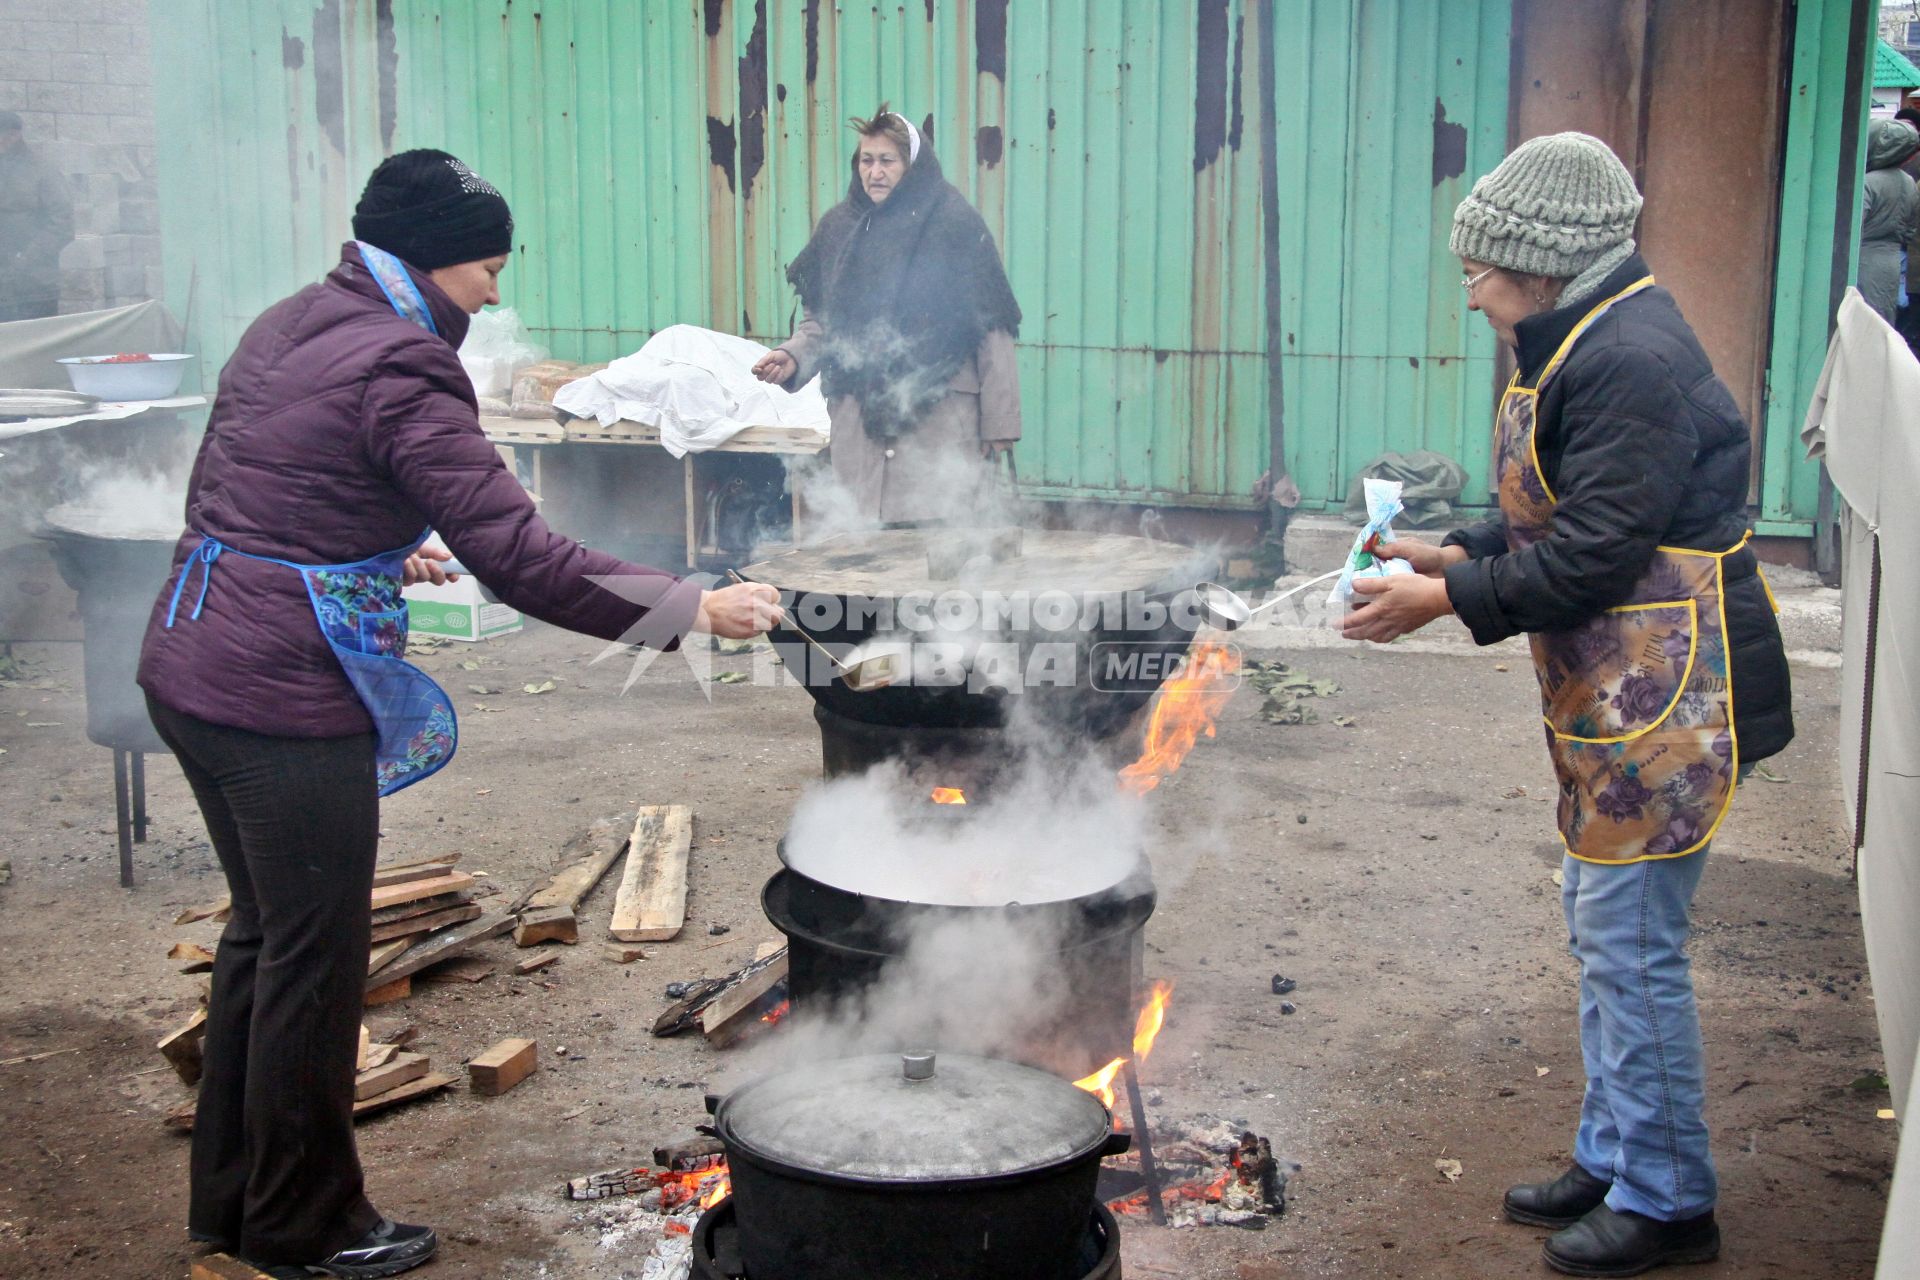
753, 105, 1022, 525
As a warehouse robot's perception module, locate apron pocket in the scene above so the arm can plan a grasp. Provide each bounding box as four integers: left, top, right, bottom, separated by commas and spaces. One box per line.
1536, 599, 1697, 743
356, 607, 411, 659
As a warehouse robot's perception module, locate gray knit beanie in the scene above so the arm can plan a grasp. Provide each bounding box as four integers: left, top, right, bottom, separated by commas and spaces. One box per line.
1450, 132, 1642, 279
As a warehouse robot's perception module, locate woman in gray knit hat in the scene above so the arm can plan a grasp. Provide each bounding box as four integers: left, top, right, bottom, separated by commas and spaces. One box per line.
1341, 131, 1794, 1278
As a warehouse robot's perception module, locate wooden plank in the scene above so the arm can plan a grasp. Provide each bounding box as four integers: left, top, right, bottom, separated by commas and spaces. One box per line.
363, 1042, 400, 1070
468, 1037, 538, 1096
367, 911, 514, 988
513, 952, 558, 975
367, 938, 413, 974
364, 976, 412, 1007
371, 855, 461, 888
353, 1070, 455, 1118
368, 871, 476, 913
173, 896, 230, 926
369, 891, 472, 928
523, 815, 631, 913
609, 805, 693, 942
603, 943, 647, 964
512, 905, 577, 947
158, 1008, 207, 1086
355, 1051, 430, 1102
370, 902, 482, 944
699, 950, 788, 1045
192, 1254, 273, 1280
357, 1024, 370, 1071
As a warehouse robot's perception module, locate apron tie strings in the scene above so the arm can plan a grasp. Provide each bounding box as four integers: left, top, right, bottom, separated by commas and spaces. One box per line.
164, 537, 225, 627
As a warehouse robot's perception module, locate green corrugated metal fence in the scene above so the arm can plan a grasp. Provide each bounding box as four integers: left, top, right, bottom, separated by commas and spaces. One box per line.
150, 0, 1860, 526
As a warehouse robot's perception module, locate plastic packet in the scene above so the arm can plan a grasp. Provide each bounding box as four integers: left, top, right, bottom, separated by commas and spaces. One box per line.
1327, 477, 1414, 616
458, 306, 547, 398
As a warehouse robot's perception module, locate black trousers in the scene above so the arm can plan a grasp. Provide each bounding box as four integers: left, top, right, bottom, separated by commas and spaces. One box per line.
147, 696, 383, 1265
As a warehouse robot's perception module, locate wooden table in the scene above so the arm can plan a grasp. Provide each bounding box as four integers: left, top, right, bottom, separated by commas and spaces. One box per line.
478, 413, 828, 571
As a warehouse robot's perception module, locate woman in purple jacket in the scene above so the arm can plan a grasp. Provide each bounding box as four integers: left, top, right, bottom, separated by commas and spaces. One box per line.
137, 151, 778, 1278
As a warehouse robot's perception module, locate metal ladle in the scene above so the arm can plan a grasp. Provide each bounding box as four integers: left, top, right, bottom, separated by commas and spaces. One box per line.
1193, 566, 1346, 632
727, 569, 899, 692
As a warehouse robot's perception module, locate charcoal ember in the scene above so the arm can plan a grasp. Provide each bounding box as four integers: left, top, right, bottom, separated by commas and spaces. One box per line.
665, 982, 691, 999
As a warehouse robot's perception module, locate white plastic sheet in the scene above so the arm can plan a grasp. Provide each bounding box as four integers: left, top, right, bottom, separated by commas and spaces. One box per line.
551, 324, 831, 458
1800, 288, 1920, 1279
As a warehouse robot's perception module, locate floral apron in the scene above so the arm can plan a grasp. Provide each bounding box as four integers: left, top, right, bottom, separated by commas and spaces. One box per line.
1498, 276, 1742, 864
158, 242, 458, 796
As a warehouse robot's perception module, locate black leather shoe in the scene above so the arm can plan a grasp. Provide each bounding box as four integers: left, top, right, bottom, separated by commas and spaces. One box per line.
1504, 1163, 1612, 1228
1544, 1205, 1719, 1277
255, 1218, 438, 1278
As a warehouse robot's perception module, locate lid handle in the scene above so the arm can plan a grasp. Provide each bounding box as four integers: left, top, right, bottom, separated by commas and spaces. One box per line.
902, 1051, 936, 1081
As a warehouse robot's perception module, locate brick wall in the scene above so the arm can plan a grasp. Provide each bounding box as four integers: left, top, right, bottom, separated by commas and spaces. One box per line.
0, 0, 161, 314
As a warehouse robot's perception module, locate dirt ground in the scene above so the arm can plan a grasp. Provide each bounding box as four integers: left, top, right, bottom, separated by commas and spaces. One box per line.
0, 624, 1893, 1279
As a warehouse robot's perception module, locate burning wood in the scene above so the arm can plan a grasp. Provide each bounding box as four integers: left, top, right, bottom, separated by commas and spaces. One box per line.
1101, 1122, 1294, 1229
1071, 978, 1175, 1108
929, 786, 967, 805
565, 1161, 730, 1212
1118, 642, 1240, 794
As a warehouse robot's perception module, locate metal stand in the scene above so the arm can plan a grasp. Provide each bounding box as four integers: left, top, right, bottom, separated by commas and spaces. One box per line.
1121, 1058, 1167, 1226
111, 748, 148, 888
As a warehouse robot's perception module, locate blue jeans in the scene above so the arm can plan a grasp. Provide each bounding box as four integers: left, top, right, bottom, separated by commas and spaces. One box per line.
1561, 847, 1716, 1221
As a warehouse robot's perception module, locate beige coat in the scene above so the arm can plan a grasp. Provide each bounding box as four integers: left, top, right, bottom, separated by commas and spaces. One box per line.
779, 309, 1021, 525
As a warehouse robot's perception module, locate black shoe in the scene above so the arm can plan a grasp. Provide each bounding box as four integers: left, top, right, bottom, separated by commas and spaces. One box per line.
1504, 1163, 1612, 1228
1544, 1205, 1720, 1277
255, 1219, 438, 1278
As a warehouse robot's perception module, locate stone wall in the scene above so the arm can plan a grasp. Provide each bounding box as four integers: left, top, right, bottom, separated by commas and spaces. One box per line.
0, 0, 161, 314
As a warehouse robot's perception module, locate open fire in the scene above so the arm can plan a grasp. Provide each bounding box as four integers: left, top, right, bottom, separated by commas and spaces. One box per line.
929, 786, 968, 805
1118, 642, 1240, 795
1072, 978, 1175, 1108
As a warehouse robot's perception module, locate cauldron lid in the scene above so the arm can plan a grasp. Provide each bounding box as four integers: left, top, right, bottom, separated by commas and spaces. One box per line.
715, 1051, 1112, 1181
742, 529, 1201, 598
41, 501, 183, 543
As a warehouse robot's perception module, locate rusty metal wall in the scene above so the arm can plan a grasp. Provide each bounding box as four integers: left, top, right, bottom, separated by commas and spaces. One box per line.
153, 1, 1511, 512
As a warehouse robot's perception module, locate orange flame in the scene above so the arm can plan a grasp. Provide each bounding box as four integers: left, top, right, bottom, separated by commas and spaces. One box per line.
699, 1171, 731, 1210
760, 999, 790, 1027
1118, 643, 1241, 795
656, 1162, 730, 1213
930, 787, 968, 805
1073, 1057, 1126, 1109
1132, 979, 1175, 1061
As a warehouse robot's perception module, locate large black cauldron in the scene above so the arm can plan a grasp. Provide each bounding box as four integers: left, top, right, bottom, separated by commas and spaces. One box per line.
764, 857, 1154, 1079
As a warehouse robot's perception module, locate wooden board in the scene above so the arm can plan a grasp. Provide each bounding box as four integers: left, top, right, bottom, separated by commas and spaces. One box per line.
170, 941, 215, 974
514, 952, 558, 975
353, 1070, 455, 1118
365, 912, 514, 989
369, 891, 472, 928
700, 950, 788, 1045
513, 905, 578, 947
419, 956, 494, 984
355, 1051, 430, 1102
603, 943, 647, 964
363, 1042, 400, 1070
367, 938, 413, 974
609, 805, 692, 943
370, 901, 482, 944
468, 1037, 538, 1096
520, 813, 632, 916
369, 871, 476, 913
364, 975, 412, 1007
173, 896, 230, 926
371, 855, 461, 888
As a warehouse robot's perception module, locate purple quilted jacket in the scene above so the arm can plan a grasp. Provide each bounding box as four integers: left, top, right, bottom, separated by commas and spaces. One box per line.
138, 243, 700, 738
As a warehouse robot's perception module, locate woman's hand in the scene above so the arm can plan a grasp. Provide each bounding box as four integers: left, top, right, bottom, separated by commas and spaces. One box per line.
694, 582, 785, 638
1341, 574, 1453, 643
752, 350, 798, 385
403, 546, 459, 587
1375, 539, 1468, 578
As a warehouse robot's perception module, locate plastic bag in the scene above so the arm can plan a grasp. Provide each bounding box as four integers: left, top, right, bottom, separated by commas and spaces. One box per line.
458, 306, 547, 399
1327, 477, 1414, 615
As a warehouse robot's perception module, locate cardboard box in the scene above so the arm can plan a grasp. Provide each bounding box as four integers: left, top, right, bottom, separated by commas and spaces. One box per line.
404, 575, 522, 642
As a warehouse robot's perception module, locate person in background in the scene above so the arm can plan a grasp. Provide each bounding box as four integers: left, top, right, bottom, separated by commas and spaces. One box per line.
1895, 107, 1920, 354
137, 150, 779, 1278
751, 104, 1022, 525
1340, 132, 1793, 1277
0, 110, 74, 322
1858, 117, 1919, 327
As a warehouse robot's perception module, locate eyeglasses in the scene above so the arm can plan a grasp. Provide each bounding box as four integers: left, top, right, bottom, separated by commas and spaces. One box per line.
1461, 266, 1497, 295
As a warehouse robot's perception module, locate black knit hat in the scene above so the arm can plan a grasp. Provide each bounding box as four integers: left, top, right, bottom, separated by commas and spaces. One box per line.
352, 149, 513, 270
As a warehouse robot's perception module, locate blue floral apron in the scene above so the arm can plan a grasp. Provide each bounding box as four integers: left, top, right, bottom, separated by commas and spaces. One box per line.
160, 241, 458, 796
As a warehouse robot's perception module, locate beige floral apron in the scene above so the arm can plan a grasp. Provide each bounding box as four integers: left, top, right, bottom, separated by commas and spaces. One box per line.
1497, 276, 1744, 864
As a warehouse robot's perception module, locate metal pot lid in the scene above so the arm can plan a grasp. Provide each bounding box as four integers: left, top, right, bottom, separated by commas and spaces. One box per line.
740, 529, 1204, 598
0, 388, 99, 419
41, 501, 184, 542
716, 1051, 1113, 1182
